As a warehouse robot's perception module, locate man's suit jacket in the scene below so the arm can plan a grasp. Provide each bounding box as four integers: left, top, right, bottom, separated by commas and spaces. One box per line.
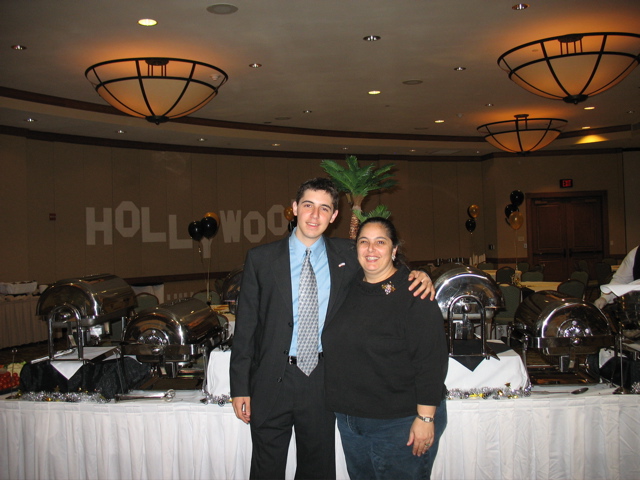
230, 234, 359, 427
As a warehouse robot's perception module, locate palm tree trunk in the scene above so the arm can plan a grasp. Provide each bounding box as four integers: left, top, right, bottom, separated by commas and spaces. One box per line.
349, 207, 361, 240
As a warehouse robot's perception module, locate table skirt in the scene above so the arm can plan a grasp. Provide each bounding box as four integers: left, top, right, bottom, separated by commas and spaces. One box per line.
2, 386, 639, 480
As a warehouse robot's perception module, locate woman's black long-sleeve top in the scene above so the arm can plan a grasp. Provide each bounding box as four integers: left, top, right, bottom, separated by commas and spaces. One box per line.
323, 265, 448, 419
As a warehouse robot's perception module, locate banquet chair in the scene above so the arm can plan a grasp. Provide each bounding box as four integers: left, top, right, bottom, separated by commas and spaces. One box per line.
529, 264, 545, 274
491, 284, 521, 339
133, 292, 159, 314
521, 271, 544, 282
495, 266, 515, 284
595, 262, 613, 286
517, 262, 530, 274
557, 279, 586, 300
576, 259, 590, 273
193, 290, 221, 305
570, 270, 589, 285
477, 262, 495, 270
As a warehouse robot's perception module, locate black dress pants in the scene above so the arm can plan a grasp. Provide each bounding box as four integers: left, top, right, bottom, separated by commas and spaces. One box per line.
250, 358, 336, 480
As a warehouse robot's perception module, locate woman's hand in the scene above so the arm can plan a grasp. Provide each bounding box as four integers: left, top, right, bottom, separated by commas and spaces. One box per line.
407, 417, 435, 456
408, 270, 436, 300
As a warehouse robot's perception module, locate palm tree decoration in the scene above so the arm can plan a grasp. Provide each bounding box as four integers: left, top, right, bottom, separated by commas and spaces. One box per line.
320, 155, 397, 239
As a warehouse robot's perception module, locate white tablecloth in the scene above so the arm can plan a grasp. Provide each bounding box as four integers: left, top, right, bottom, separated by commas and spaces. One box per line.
446, 341, 529, 390
0, 295, 47, 349
2, 385, 639, 480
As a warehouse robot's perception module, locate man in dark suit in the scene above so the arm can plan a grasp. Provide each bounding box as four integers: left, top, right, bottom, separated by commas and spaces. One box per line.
230, 178, 433, 479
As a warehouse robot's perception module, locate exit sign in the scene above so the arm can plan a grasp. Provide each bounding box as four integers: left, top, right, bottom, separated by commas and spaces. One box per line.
560, 178, 573, 188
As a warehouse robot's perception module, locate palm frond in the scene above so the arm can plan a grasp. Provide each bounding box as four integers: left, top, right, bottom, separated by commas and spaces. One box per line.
354, 204, 392, 222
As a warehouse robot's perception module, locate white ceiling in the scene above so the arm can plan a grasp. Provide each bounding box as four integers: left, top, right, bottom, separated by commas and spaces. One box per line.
1, 0, 639, 158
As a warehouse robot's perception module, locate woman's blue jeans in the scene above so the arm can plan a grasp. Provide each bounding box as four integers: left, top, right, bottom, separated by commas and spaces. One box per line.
336, 399, 447, 480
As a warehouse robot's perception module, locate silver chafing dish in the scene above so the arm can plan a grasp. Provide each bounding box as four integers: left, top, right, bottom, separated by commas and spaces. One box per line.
221, 266, 243, 314
512, 291, 615, 374
431, 263, 504, 358
122, 297, 228, 378
37, 274, 136, 360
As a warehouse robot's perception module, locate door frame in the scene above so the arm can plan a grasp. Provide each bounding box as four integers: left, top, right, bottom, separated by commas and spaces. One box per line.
525, 190, 609, 267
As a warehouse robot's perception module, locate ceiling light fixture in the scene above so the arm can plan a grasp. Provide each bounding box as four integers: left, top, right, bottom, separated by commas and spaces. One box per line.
477, 114, 568, 154
85, 57, 228, 124
138, 19, 157, 27
368, 90, 381, 95
498, 32, 640, 104
249, 63, 262, 68
363, 35, 381, 42
207, 4, 239, 15
11, 45, 27, 50
512, 4, 529, 10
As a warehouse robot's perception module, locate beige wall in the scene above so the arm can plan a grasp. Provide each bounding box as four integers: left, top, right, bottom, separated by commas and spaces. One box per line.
0, 132, 636, 285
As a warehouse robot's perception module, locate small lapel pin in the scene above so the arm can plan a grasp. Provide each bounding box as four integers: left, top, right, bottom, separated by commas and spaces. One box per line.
338, 262, 346, 268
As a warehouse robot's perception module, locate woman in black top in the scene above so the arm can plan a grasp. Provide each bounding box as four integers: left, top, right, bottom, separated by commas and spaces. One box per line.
323, 217, 448, 480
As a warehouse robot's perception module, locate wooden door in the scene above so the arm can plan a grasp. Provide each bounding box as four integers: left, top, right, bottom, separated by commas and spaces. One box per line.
527, 192, 608, 281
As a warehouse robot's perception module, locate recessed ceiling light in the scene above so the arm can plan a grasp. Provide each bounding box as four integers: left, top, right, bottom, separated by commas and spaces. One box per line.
207, 3, 239, 15
453, 67, 466, 71
271, 143, 281, 147
198, 138, 206, 142
368, 90, 381, 95
402, 80, 423, 85
342, 147, 349, 150
582, 126, 591, 129
584, 106, 595, 110
628, 110, 636, 114
512, 3, 529, 10
409, 149, 416, 152
434, 119, 445, 123
138, 19, 157, 27
485, 103, 494, 107
303, 110, 312, 114
11, 45, 27, 50
24, 118, 37, 123
363, 35, 381, 42
116, 129, 126, 134
249, 63, 262, 68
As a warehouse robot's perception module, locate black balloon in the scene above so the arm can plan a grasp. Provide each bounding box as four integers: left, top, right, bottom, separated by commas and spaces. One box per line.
465, 218, 476, 233
287, 217, 298, 233
188, 220, 203, 242
505, 203, 519, 218
201, 216, 219, 239
510, 190, 524, 207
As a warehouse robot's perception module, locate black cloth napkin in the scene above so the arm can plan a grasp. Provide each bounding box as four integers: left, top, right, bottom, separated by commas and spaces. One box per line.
451, 340, 512, 371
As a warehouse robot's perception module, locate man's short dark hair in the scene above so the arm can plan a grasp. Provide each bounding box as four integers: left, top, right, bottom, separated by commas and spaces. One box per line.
295, 177, 340, 211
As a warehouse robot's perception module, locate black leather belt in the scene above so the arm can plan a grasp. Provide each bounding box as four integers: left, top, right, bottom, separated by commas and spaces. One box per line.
288, 352, 324, 365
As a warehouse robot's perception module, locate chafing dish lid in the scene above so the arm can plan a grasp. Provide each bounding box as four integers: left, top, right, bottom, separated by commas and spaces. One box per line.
36, 273, 135, 320
431, 263, 504, 315
514, 290, 612, 338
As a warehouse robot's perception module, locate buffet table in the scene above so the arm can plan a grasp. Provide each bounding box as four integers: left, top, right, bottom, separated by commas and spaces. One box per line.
2, 385, 639, 480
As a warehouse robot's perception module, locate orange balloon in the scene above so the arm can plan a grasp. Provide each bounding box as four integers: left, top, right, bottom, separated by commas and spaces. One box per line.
204, 211, 220, 224
467, 204, 480, 218
508, 211, 524, 230
284, 206, 295, 222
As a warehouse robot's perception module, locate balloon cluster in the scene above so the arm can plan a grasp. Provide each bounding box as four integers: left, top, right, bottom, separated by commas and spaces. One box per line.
465, 204, 480, 233
505, 190, 524, 230
284, 206, 297, 232
188, 212, 220, 242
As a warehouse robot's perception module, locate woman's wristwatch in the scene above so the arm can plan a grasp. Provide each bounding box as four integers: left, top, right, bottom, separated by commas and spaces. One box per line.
416, 415, 434, 423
